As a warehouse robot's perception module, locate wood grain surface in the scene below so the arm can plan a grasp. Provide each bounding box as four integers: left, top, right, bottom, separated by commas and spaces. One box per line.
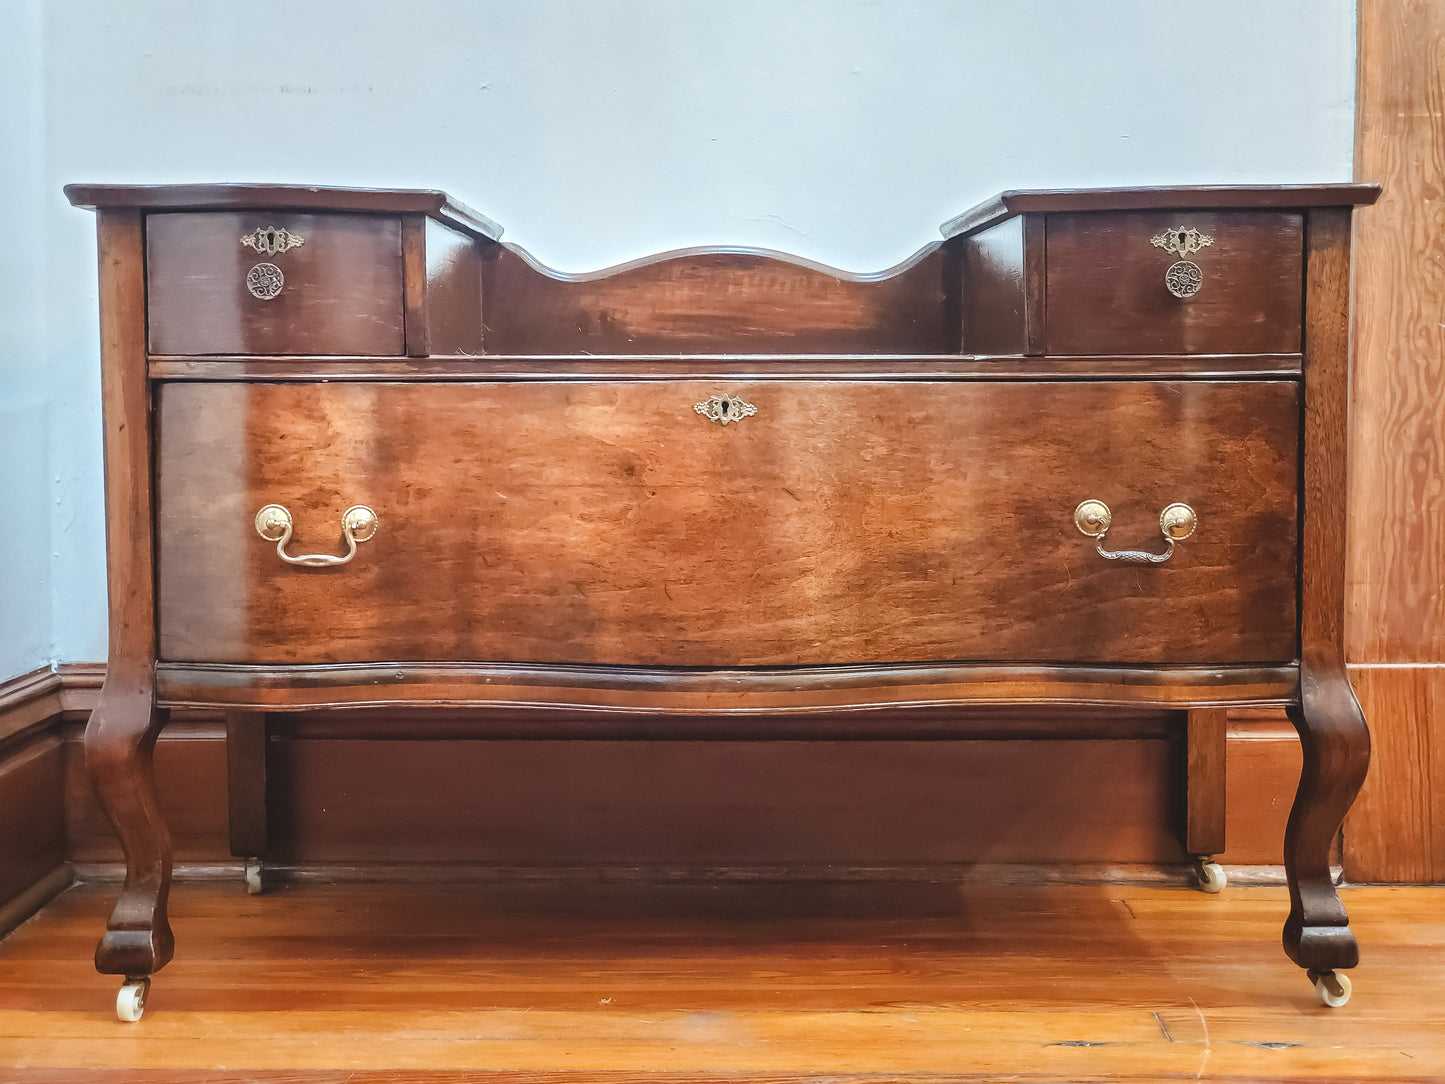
57, 713, 1304, 872
1343, 0, 1445, 883
1345, 664, 1444, 882
1044, 212, 1304, 355
1278, 209, 1371, 971
957, 217, 1026, 354
58, 711, 1315, 876
0, 737, 65, 921
941, 184, 1381, 238
146, 354, 1306, 381
87, 210, 174, 978
65, 182, 503, 241
423, 217, 485, 355
150, 662, 1300, 715
1, 881, 1442, 1079
481, 245, 954, 355
154, 379, 1299, 669
1349, 0, 1445, 664
146, 212, 404, 356
1185, 707, 1227, 856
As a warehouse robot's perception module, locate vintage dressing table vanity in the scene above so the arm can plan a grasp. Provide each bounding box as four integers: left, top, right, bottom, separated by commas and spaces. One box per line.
65, 181, 1378, 1021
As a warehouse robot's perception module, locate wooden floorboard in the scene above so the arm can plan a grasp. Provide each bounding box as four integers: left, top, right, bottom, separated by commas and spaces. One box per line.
0, 880, 1441, 1081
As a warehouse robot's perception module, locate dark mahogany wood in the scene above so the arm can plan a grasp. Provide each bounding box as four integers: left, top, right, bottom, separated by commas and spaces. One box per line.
87, 210, 173, 978
1185, 707, 1228, 857
0, 735, 66, 926
401, 214, 429, 357
147, 355, 1305, 380
423, 218, 486, 355
64, 183, 502, 241
225, 711, 268, 861
146, 212, 405, 356
66, 182, 1380, 1009
153, 379, 1299, 668
957, 217, 1026, 354
263, 703, 1181, 741
1022, 214, 1047, 356
941, 184, 1382, 239
1283, 208, 1372, 972
153, 661, 1300, 714
1044, 212, 1304, 355
481, 243, 955, 355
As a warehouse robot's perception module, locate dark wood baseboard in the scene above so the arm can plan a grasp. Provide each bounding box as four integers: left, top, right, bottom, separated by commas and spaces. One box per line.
0, 864, 73, 938
0, 667, 70, 930
0, 666, 64, 750
3, 663, 1315, 888
1345, 663, 1445, 881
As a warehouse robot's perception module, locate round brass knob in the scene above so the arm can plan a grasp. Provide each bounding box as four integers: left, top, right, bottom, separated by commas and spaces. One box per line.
1073, 499, 1113, 538
342, 505, 379, 542
1160, 503, 1197, 541
254, 504, 292, 541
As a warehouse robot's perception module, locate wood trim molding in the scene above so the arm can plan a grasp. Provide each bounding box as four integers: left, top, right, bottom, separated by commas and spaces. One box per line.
0, 666, 62, 749
941, 184, 1380, 239
63, 183, 504, 241
54, 661, 104, 717
1344, 0, 1445, 883
0, 865, 73, 940
0, 674, 72, 935
0, 663, 1350, 882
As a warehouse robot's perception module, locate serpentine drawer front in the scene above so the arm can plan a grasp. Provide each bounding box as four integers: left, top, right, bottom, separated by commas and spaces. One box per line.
155, 378, 1298, 667
65, 181, 1380, 1020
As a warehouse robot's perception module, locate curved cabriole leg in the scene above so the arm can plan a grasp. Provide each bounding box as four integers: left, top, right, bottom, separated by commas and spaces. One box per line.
1282, 666, 1370, 983
86, 673, 174, 993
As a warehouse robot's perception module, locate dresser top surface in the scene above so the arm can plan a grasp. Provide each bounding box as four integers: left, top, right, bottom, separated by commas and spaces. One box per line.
940, 183, 1381, 239
62, 183, 503, 241
62, 182, 1380, 251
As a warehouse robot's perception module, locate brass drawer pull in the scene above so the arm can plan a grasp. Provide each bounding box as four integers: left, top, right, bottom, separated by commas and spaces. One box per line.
1150, 226, 1214, 299
1073, 500, 1196, 564
245, 262, 285, 300
240, 227, 304, 300
254, 504, 378, 567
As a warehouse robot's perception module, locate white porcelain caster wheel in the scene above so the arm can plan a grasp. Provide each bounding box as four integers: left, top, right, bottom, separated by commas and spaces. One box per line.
244, 858, 265, 895
1193, 858, 1227, 893
1309, 969, 1352, 1008
116, 977, 150, 1022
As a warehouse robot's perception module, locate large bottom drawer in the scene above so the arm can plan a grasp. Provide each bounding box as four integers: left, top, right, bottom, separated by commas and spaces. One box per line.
155, 379, 1298, 667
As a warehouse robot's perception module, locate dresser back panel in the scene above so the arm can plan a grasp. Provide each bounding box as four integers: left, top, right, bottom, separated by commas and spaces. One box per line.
480, 245, 957, 355
154, 378, 1298, 667
146, 212, 405, 356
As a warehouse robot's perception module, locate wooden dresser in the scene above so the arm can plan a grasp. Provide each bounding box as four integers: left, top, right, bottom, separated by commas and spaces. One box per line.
65, 181, 1378, 1021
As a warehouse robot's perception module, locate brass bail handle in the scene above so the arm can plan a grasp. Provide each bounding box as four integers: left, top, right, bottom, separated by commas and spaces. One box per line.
1073, 499, 1196, 564
254, 504, 379, 567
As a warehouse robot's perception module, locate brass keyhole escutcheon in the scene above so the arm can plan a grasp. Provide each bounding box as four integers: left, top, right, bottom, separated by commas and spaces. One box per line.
694, 393, 758, 425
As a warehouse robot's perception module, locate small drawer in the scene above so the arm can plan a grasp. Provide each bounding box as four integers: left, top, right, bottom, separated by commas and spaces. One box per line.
146, 212, 404, 356
1044, 211, 1303, 355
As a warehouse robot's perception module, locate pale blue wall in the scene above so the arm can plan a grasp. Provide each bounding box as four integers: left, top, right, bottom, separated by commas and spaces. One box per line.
20, 0, 1359, 665
0, 0, 51, 681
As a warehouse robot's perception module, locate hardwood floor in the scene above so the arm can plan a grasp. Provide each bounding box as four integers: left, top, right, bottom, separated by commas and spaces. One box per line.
0, 878, 1442, 1081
